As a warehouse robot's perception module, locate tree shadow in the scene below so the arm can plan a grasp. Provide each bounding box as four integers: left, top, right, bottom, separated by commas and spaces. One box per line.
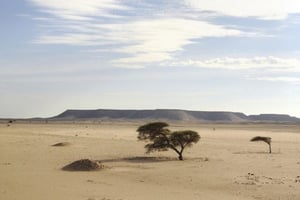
98, 156, 178, 164
98, 156, 209, 163
233, 151, 281, 154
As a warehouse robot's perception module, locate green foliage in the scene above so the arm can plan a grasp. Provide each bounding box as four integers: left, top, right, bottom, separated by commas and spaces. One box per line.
137, 122, 170, 140
170, 130, 200, 148
250, 136, 272, 153
137, 122, 200, 160
250, 136, 271, 144
144, 136, 169, 153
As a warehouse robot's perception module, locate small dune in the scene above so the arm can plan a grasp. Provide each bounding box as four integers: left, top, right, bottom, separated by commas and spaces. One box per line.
62, 159, 104, 171
51, 142, 71, 147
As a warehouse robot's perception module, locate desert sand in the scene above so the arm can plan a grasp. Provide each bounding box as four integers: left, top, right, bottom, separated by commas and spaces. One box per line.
1, 121, 300, 200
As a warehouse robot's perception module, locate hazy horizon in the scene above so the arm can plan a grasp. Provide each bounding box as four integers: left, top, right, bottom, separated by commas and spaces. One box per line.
1, 107, 300, 119
1, 1, 300, 118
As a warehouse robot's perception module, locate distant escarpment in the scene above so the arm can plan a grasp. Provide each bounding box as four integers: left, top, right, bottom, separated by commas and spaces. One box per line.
248, 114, 300, 122
51, 109, 300, 123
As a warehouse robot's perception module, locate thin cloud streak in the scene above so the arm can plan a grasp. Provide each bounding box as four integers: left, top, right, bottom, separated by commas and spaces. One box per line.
184, 0, 300, 20
165, 56, 300, 71
253, 76, 300, 83
28, 0, 127, 19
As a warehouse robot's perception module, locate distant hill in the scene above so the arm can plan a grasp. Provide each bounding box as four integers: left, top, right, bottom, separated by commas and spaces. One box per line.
51, 109, 300, 123
248, 114, 300, 122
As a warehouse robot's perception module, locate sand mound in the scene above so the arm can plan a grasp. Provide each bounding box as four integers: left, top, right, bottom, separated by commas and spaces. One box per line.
52, 142, 70, 147
62, 159, 104, 171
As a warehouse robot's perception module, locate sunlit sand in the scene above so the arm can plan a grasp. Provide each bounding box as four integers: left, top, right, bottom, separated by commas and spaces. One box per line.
1, 121, 300, 200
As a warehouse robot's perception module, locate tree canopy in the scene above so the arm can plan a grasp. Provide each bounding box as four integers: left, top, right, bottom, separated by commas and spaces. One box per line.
250, 136, 272, 153
137, 122, 200, 160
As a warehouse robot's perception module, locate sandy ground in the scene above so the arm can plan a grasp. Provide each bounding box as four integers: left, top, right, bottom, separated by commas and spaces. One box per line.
0, 121, 300, 200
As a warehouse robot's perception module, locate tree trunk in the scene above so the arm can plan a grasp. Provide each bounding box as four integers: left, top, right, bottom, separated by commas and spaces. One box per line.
178, 153, 183, 160
178, 148, 184, 160
169, 144, 183, 160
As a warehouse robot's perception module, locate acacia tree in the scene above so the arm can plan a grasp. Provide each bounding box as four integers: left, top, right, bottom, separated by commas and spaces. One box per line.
137, 122, 200, 160
250, 136, 272, 153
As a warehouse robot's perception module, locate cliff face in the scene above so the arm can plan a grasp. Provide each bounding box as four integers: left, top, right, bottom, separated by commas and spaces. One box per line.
52, 109, 300, 122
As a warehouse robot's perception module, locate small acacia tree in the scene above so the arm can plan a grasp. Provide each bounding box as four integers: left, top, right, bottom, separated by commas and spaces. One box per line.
250, 136, 272, 153
137, 122, 200, 160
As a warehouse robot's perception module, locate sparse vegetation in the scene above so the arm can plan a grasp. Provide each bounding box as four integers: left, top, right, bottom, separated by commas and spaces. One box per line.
250, 136, 272, 153
137, 122, 200, 160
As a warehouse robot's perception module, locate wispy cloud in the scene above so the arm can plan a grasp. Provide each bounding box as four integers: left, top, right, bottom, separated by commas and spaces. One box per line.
184, 0, 300, 20
165, 56, 300, 71
252, 76, 300, 83
29, 0, 244, 68
29, 0, 127, 19
28, 1, 299, 69
110, 18, 242, 67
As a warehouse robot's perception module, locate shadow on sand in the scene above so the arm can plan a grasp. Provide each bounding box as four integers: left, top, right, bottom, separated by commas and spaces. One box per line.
233, 151, 281, 154
98, 156, 178, 163
98, 156, 209, 163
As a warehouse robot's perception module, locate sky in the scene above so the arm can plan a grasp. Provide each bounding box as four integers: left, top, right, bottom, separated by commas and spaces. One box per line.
1, 0, 300, 118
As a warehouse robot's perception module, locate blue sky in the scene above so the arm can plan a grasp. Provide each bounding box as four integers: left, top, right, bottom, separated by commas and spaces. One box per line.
1, 0, 300, 118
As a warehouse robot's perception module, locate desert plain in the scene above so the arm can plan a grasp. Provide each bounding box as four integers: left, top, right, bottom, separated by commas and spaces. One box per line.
0, 121, 300, 200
